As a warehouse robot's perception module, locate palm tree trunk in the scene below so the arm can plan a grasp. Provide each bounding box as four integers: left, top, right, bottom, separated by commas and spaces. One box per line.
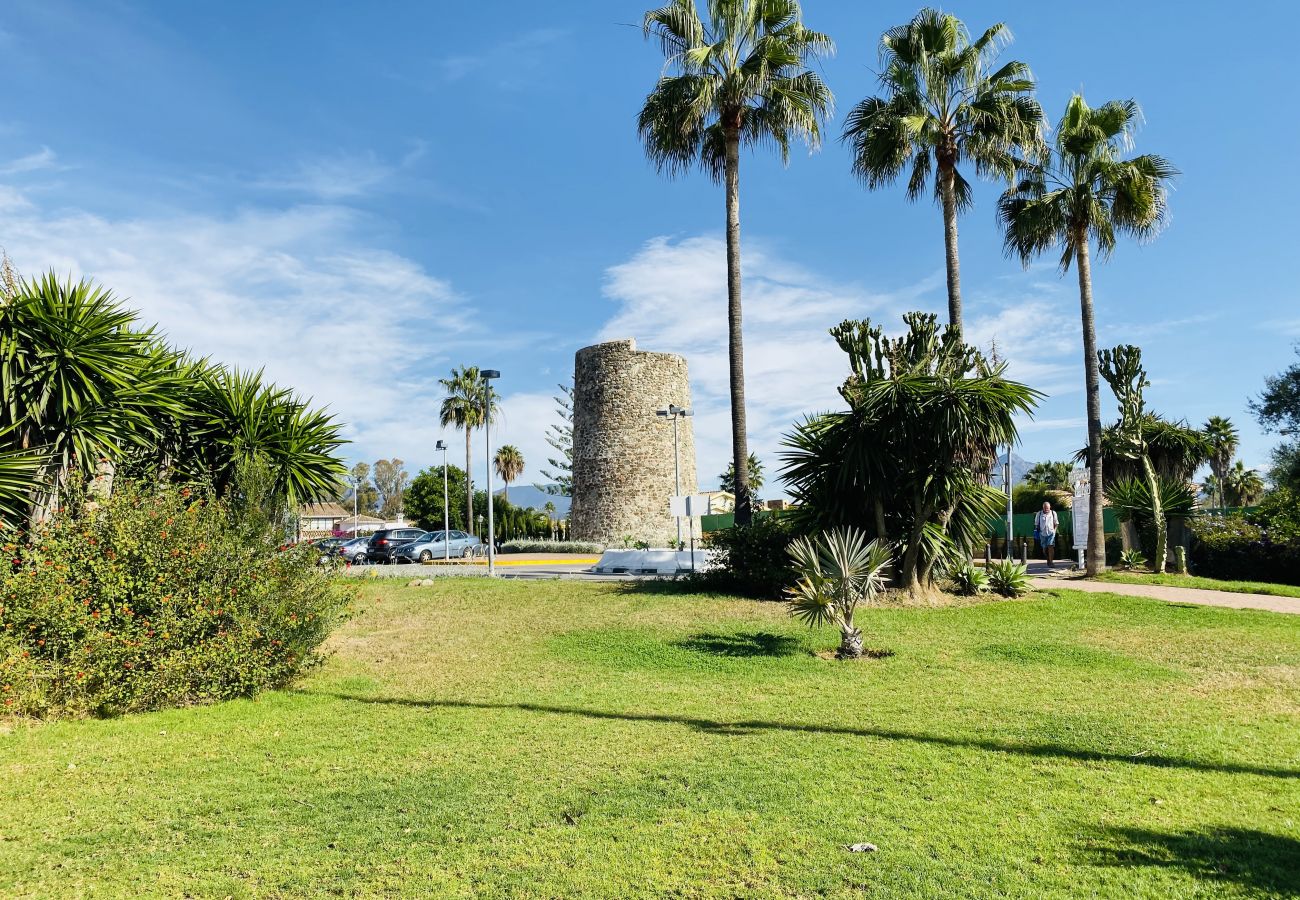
939, 162, 963, 336
502, 480, 509, 504
724, 127, 752, 527
1141, 452, 1167, 574
465, 429, 473, 535
837, 622, 864, 660
1075, 231, 1106, 575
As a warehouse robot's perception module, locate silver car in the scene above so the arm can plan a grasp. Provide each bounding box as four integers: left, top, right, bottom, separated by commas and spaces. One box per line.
393, 530, 483, 563
336, 537, 371, 565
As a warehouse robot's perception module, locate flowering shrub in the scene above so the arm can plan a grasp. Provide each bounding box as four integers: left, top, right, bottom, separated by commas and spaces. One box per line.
1187, 513, 1300, 585
0, 479, 352, 718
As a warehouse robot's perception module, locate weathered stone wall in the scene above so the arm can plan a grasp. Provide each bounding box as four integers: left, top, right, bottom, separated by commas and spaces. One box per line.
570, 339, 698, 548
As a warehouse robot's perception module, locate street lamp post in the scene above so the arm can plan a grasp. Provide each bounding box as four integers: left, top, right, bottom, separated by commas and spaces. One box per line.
656, 404, 693, 550
481, 369, 501, 576
435, 439, 449, 563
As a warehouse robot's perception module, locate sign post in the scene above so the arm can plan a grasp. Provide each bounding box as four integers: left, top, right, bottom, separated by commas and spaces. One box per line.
670, 494, 712, 571
1070, 468, 1090, 570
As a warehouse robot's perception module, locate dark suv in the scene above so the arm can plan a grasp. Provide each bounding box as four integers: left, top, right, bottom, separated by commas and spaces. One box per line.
365, 527, 427, 563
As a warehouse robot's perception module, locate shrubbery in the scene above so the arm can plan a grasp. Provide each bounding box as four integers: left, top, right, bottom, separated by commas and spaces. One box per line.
1187, 513, 1300, 586
500, 539, 603, 554
0, 477, 352, 718
691, 516, 799, 600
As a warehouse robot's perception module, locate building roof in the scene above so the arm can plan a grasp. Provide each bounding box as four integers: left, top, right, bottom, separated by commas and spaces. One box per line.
301, 502, 350, 519
339, 514, 386, 526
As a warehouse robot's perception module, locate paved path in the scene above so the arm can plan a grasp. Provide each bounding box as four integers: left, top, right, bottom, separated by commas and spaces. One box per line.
1029, 567, 1300, 615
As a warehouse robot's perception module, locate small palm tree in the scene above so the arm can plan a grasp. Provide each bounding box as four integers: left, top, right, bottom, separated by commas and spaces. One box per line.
785, 527, 892, 659
543, 500, 557, 540
843, 8, 1043, 336
439, 366, 500, 535
493, 445, 524, 503
1203, 416, 1238, 508
639, 0, 832, 527
1224, 461, 1265, 507
999, 95, 1177, 575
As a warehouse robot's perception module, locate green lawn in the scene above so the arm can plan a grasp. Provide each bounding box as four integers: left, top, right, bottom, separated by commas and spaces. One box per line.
2, 579, 1298, 899
1095, 571, 1300, 600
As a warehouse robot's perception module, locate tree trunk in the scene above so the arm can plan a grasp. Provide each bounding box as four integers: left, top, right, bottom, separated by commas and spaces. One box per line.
723, 127, 752, 527
1075, 231, 1106, 575
1141, 453, 1167, 574
939, 161, 963, 336
465, 429, 473, 535
837, 623, 864, 660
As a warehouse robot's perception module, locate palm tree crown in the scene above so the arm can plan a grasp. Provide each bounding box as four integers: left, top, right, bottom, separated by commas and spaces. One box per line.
999, 95, 1178, 270
1203, 415, 1238, 508
493, 445, 524, 502
639, 0, 834, 180
843, 8, 1043, 333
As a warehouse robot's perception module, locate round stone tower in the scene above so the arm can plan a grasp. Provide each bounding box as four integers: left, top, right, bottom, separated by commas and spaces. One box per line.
570, 339, 698, 548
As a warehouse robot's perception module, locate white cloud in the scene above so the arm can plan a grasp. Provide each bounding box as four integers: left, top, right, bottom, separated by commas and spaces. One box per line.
0, 146, 59, 176
252, 144, 429, 200
437, 28, 571, 86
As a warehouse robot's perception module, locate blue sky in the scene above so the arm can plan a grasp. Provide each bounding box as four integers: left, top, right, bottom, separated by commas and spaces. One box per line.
1, 0, 1296, 497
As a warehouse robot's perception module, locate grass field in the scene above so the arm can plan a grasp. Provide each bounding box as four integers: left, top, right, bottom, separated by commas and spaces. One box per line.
2, 579, 1298, 898
1094, 571, 1300, 600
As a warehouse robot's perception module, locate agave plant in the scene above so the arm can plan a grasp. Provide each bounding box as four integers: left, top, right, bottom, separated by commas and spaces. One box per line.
1117, 548, 1147, 571
949, 563, 989, 596
986, 559, 1030, 597
785, 526, 893, 659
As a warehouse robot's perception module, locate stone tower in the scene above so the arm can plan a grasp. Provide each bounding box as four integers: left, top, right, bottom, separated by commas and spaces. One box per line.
570, 339, 698, 548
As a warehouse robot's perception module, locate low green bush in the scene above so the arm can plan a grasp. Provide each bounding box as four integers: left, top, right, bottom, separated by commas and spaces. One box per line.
949, 563, 989, 596
500, 539, 604, 554
690, 517, 800, 600
0, 478, 353, 719
1117, 549, 1147, 571
986, 560, 1031, 598
1187, 513, 1300, 586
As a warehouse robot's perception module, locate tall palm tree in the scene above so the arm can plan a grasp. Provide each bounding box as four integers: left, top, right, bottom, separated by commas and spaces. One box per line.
999, 95, 1177, 575
843, 9, 1043, 335
439, 366, 500, 534
493, 445, 524, 503
1223, 461, 1265, 507
1203, 416, 1238, 508
639, 0, 833, 526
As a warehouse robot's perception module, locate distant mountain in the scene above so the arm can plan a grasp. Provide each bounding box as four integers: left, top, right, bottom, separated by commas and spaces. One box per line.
989, 452, 1035, 489
496, 485, 571, 517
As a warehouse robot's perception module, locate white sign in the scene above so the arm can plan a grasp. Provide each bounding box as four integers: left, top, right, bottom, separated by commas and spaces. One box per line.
1071, 480, 1090, 551
669, 494, 712, 518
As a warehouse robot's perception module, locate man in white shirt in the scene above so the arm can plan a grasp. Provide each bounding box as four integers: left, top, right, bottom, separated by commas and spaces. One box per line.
1035, 501, 1059, 567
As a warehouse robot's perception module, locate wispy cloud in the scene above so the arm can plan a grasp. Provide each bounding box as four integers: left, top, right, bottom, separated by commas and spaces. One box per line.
252, 143, 427, 200
436, 27, 570, 87
0, 146, 60, 176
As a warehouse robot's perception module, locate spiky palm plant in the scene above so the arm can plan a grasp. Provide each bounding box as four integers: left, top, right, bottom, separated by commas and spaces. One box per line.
639, 0, 833, 526
999, 95, 1177, 575
842, 8, 1043, 335
439, 366, 500, 534
786, 527, 892, 659
1203, 416, 1238, 508
1223, 461, 1265, 507
493, 445, 524, 503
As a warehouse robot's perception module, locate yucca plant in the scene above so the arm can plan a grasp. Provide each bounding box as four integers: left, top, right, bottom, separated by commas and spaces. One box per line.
1117, 548, 1147, 571
949, 562, 989, 596
986, 559, 1030, 597
785, 526, 892, 659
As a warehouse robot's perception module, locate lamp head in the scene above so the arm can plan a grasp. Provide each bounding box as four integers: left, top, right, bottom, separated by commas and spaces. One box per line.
435, 440, 446, 451
481, 369, 501, 380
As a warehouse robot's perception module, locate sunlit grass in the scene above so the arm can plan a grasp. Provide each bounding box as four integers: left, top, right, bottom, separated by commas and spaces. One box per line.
2, 579, 1297, 898
1095, 570, 1300, 599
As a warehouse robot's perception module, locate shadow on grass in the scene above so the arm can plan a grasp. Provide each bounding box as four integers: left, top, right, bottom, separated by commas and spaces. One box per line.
673, 632, 800, 658
302, 692, 1299, 780
1085, 826, 1300, 895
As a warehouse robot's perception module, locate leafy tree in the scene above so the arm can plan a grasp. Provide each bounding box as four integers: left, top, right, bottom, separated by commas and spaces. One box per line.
781, 313, 1039, 593
786, 527, 892, 659
493, 445, 524, 503
999, 95, 1177, 574
719, 453, 764, 498
405, 464, 469, 532
1022, 460, 1072, 491
339, 461, 379, 516
439, 366, 500, 536
842, 8, 1042, 335
1251, 345, 1300, 492
1202, 416, 1239, 508
639, 0, 832, 526
1099, 345, 1167, 572
372, 459, 409, 520
538, 384, 573, 496
1224, 460, 1265, 507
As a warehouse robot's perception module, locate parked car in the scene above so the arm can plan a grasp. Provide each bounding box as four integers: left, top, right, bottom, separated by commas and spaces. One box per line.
336, 537, 371, 565
392, 530, 483, 563
365, 527, 427, 563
